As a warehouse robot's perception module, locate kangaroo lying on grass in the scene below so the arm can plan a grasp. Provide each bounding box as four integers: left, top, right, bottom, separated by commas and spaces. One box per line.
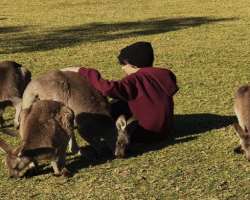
20, 70, 118, 157
233, 84, 250, 161
0, 61, 31, 128
0, 100, 74, 178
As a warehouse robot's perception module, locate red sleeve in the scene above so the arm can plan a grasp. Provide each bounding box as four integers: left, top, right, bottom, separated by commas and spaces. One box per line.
78, 67, 137, 101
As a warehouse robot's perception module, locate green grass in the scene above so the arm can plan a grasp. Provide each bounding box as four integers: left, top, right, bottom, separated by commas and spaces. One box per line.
1, 0, 250, 199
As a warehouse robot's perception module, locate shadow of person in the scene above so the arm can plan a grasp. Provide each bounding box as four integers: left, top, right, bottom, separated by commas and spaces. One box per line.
75, 112, 117, 158
66, 145, 115, 175
126, 113, 236, 157
68, 113, 236, 174
24, 113, 236, 177
174, 113, 236, 138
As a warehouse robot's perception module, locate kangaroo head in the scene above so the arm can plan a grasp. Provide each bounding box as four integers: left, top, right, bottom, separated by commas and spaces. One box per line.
0, 138, 33, 178
5, 152, 32, 178
115, 115, 130, 158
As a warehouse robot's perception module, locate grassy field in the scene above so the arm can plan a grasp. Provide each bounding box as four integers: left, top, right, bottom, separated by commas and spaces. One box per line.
0, 0, 250, 199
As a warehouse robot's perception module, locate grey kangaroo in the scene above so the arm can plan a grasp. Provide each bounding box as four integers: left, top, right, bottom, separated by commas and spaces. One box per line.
0, 61, 31, 128
20, 70, 118, 157
233, 84, 250, 161
0, 100, 75, 178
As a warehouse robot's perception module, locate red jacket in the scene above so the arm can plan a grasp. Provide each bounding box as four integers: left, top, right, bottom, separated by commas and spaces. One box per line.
79, 67, 178, 134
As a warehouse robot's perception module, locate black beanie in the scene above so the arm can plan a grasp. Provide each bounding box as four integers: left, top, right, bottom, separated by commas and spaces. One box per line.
118, 41, 154, 68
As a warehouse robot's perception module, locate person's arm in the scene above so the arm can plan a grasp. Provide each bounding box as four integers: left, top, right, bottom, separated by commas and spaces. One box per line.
78, 67, 137, 101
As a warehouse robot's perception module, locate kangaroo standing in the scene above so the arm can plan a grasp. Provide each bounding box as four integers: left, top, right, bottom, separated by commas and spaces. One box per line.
233, 85, 250, 161
0, 61, 31, 128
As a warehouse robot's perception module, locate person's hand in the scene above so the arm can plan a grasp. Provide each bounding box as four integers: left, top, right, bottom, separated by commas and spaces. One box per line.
60, 67, 81, 72
122, 59, 130, 65
121, 64, 139, 75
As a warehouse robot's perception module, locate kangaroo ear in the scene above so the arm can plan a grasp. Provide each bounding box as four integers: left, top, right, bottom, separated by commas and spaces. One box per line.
20, 67, 32, 88
59, 106, 74, 130
116, 115, 127, 131
233, 123, 247, 137
0, 137, 13, 154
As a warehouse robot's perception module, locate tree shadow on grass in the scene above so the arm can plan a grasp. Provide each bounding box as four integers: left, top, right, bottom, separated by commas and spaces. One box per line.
0, 16, 238, 54
0, 26, 28, 34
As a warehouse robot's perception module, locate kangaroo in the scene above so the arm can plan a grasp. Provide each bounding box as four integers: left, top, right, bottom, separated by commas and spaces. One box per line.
20, 70, 117, 157
0, 61, 31, 128
233, 84, 250, 161
0, 100, 75, 178
115, 115, 137, 158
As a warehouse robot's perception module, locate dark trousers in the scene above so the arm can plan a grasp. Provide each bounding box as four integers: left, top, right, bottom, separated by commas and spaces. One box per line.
110, 100, 167, 143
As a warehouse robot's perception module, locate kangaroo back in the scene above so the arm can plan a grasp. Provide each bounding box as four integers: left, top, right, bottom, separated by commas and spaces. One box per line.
20, 100, 71, 150
21, 70, 116, 157
22, 70, 110, 115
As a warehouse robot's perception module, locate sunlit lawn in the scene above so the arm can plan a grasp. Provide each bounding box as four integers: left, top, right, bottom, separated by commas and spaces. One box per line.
0, 0, 250, 199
